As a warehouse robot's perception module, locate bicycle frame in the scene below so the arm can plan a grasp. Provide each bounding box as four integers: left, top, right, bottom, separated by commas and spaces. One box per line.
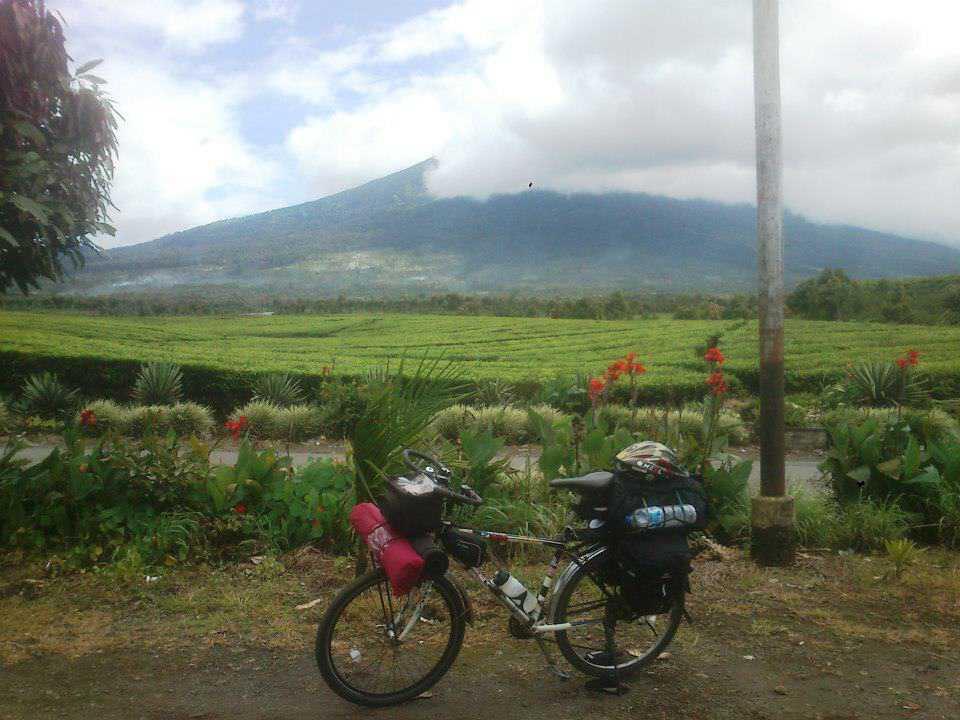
447, 525, 608, 635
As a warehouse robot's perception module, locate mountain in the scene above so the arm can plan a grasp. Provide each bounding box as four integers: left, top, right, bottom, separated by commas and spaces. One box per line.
72, 159, 960, 295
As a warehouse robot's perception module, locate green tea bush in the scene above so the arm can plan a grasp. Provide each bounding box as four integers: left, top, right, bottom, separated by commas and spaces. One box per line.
315, 380, 367, 439
132, 362, 184, 405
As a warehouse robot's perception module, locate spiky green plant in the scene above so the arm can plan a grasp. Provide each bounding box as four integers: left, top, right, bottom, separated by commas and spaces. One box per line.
20, 372, 79, 419
251, 373, 305, 408
132, 362, 183, 405
833, 361, 927, 407
351, 357, 465, 504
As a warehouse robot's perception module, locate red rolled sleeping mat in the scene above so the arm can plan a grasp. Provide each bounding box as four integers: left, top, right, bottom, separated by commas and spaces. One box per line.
349, 503, 425, 596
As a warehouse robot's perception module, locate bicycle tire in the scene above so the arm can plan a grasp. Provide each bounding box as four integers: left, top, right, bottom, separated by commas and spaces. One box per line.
316, 569, 466, 707
552, 549, 684, 681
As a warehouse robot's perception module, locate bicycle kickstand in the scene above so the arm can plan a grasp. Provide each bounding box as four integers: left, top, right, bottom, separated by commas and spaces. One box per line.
534, 636, 570, 681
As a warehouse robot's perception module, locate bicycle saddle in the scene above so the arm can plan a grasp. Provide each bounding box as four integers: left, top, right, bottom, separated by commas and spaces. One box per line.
549, 471, 613, 492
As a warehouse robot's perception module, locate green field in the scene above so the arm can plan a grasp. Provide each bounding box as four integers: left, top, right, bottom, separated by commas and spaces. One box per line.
2, 310, 960, 405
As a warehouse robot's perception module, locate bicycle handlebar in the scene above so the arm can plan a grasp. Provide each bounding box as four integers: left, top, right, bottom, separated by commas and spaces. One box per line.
434, 483, 483, 506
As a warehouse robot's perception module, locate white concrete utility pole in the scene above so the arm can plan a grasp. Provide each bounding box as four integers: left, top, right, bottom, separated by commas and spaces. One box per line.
751, 0, 794, 565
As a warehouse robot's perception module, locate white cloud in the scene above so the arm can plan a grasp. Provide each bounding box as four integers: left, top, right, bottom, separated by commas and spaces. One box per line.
253, 0, 299, 24
66, 0, 246, 53
278, 0, 960, 243
50, 0, 281, 247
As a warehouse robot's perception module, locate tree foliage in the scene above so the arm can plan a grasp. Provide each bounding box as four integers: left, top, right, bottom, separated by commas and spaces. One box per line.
0, 0, 118, 293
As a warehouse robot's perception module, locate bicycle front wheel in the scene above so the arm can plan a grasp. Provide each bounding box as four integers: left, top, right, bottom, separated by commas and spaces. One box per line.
316, 569, 466, 707
552, 550, 684, 681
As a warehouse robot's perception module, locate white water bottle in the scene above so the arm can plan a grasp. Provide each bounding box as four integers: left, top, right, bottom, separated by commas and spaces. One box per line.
493, 570, 539, 618
624, 504, 698, 530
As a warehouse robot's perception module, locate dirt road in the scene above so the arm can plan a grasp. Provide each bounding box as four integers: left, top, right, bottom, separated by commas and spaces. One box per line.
1, 551, 957, 720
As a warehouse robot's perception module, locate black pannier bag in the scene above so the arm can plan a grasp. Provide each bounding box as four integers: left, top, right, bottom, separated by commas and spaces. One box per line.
440, 528, 487, 568
607, 442, 709, 614
379, 474, 445, 537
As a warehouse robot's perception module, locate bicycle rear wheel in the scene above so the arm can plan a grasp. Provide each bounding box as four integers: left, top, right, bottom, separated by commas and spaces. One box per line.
552, 549, 684, 681
316, 569, 466, 707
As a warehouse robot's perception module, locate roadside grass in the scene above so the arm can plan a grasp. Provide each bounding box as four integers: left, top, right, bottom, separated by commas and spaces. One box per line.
3, 547, 958, 669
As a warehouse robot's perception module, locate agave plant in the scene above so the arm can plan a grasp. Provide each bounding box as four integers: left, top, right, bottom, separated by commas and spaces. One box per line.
251, 373, 305, 407
132, 362, 184, 405
20, 372, 79, 420
836, 361, 927, 408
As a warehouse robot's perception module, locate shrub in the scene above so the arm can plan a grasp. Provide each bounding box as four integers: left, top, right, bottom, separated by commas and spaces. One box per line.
832, 499, 912, 552
826, 360, 927, 408
596, 405, 749, 446
0, 434, 210, 558
430, 404, 476, 440
256, 458, 353, 552
789, 482, 837, 548
275, 404, 323, 442
472, 405, 531, 444
231, 400, 282, 439
315, 380, 367, 439
701, 456, 752, 544
822, 407, 959, 446
167, 402, 214, 437
76, 399, 130, 435
126, 405, 172, 436
431, 403, 570, 445
132, 362, 183, 405
251, 373, 305, 407
0, 402, 11, 434
20, 372, 79, 420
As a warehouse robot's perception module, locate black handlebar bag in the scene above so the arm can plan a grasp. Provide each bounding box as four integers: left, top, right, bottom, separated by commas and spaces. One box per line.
379, 474, 445, 537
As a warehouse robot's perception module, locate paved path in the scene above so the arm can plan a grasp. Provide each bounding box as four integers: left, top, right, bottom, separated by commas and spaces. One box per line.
10, 440, 826, 491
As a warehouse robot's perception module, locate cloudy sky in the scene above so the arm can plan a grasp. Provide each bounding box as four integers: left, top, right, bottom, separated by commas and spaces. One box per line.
53, 0, 960, 248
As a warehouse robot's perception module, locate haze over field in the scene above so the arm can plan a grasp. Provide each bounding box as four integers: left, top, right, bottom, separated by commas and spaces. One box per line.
51, 0, 960, 252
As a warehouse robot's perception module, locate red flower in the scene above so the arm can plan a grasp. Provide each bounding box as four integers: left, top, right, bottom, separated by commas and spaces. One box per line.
896, 357, 909, 370
233, 503, 247, 515
225, 415, 249, 441
704, 347, 725, 365
605, 360, 626, 382
629, 362, 647, 375
906, 349, 919, 366
79, 409, 97, 427
588, 377, 607, 402
706, 371, 728, 396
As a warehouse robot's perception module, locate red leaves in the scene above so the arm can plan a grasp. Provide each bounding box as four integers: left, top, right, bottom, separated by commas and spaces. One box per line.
224, 415, 248, 441
79, 408, 97, 427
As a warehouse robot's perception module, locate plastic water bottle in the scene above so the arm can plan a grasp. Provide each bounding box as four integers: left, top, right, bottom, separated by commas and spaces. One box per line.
624, 504, 698, 530
492, 570, 539, 618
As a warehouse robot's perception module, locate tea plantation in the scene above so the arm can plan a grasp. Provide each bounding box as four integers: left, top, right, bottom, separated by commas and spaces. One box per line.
2, 310, 960, 408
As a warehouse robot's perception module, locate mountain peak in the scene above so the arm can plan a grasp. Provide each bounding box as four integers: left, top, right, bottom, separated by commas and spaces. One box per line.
77, 162, 960, 295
